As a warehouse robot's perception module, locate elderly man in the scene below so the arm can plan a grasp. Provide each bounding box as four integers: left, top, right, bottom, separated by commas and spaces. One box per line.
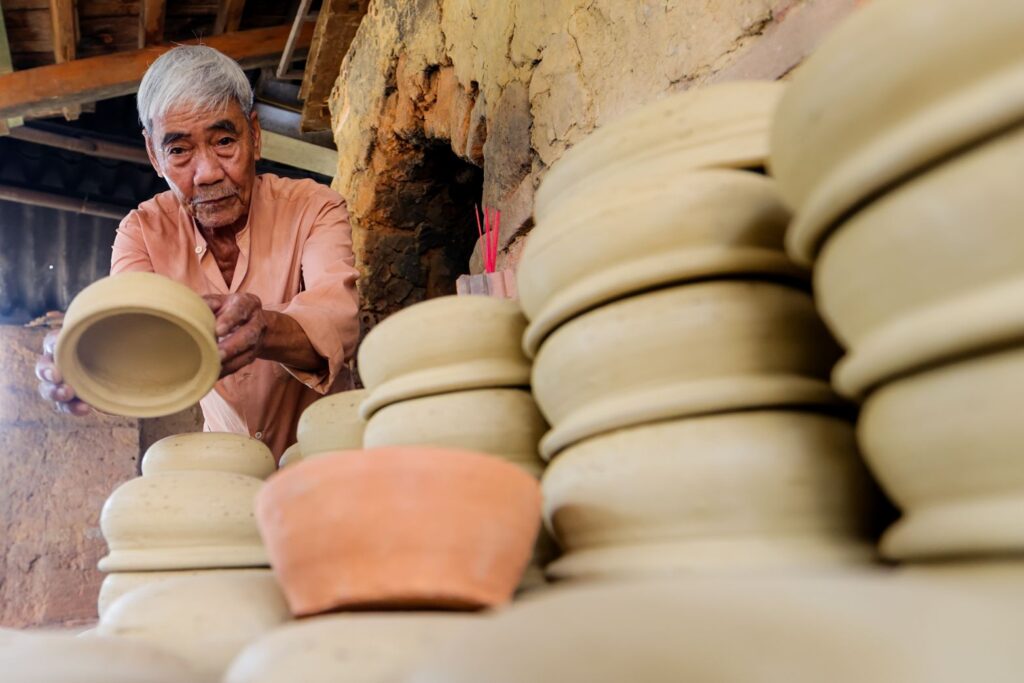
36, 45, 360, 460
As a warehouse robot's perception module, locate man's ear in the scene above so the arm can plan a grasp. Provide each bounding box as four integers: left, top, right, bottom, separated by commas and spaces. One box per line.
249, 110, 262, 162
142, 130, 163, 178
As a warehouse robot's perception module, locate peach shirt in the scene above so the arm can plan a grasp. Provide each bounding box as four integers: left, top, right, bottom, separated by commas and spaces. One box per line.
110, 174, 360, 459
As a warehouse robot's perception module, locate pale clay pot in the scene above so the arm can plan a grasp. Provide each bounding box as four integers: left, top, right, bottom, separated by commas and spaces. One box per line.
405, 574, 1024, 683
278, 442, 303, 468
357, 296, 530, 418
96, 572, 290, 681
534, 80, 785, 223
859, 345, 1024, 562
97, 568, 271, 619
141, 432, 275, 479
813, 124, 1024, 398
518, 169, 803, 356
0, 634, 207, 682
771, 0, 1024, 265
99, 470, 267, 571
55, 272, 220, 417
531, 280, 843, 458
542, 410, 874, 580
363, 388, 546, 476
296, 389, 367, 457
224, 613, 479, 683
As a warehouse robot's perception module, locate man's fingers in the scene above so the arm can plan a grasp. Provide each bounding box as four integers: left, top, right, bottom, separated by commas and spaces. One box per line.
59, 399, 92, 417
218, 318, 262, 364
42, 330, 60, 356
203, 294, 227, 315
215, 295, 257, 338
35, 357, 62, 384
39, 380, 75, 403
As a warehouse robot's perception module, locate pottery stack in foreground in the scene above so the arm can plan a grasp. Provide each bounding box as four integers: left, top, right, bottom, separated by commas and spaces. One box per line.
770, 0, 1024, 569
279, 389, 368, 468
518, 81, 877, 581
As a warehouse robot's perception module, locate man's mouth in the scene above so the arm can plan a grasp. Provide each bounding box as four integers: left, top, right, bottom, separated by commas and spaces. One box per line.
196, 195, 235, 206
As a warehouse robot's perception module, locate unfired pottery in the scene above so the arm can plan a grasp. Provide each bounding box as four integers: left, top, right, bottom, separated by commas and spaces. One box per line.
99, 471, 267, 571
518, 170, 803, 355
358, 296, 531, 418
96, 572, 290, 681
542, 410, 873, 579
770, 0, 1024, 264
0, 634, 207, 683
405, 574, 1024, 683
295, 389, 367, 457
811, 124, 1024, 398
141, 432, 275, 479
362, 389, 546, 476
256, 448, 542, 616
55, 272, 220, 417
97, 568, 271, 618
224, 613, 479, 683
534, 80, 785, 222
859, 345, 1024, 562
531, 280, 842, 457
278, 442, 303, 468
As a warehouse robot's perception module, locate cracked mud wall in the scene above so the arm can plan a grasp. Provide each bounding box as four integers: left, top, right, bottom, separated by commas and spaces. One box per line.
331, 0, 856, 327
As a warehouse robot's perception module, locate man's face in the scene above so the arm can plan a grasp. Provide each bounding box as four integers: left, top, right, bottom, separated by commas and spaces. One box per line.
144, 99, 261, 230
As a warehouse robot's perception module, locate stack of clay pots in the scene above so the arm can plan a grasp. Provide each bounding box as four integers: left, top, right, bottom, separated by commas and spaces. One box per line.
94, 432, 290, 680
279, 389, 368, 468
518, 80, 877, 581
770, 0, 1024, 570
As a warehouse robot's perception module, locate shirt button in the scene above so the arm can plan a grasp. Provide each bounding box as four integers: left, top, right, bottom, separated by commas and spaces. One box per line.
254, 431, 263, 440
194, 245, 203, 254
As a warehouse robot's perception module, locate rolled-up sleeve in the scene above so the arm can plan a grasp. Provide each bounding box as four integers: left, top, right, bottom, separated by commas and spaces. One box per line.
277, 198, 360, 394
110, 212, 155, 274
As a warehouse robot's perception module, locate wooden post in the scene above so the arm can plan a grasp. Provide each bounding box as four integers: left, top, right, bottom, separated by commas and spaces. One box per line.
138, 0, 167, 48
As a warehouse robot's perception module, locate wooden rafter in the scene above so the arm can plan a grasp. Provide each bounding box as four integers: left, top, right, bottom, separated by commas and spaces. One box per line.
260, 130, 336, 178
0, 2, 22, 134
0, 23, 315, 120
299, 0, 369, 132
48, 0, 76, 63
138, 0, 166, 48
214, 0, 247, 35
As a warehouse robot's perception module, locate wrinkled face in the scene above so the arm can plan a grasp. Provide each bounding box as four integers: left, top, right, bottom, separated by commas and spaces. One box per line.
144, 99, 261, 230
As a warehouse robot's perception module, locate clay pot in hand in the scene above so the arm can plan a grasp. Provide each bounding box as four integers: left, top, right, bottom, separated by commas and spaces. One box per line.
542, 410, 873, 580
859, 345, 1024, 562
141, 432, 275, 479
97, 572, 290, 681
55, 272, 220, 417
256, 448, 542, 616
363, 389, 546, 476
518, 170, 804, 355
224, 613, 479, 683
358, 297, 530, 418
531, 280, 842, 458
296, 389, 367, 457
99, 471, 267, 571
812, 124, 1024, 398
770, 0, 1024, 265
534, 80, 785, 222
98, 568, 271, 618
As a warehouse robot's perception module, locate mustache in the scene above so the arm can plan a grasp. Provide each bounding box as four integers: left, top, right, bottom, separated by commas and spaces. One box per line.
192, 186, 240, 205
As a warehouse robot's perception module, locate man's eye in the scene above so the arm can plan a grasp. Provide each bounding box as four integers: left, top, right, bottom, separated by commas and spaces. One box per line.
167, 147, 185, 155
217, 137, 236, 146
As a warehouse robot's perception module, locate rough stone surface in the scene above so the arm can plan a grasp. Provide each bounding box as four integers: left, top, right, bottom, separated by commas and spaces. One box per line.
330, 0, 855, 325
0, 325, 139, 628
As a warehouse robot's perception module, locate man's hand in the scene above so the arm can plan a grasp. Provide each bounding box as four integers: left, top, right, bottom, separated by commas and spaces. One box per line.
35, 329, 92, 416
204, 293, 268, 378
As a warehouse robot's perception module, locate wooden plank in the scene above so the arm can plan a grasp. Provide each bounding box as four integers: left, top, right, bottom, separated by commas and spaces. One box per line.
0, 22, 314, 119
260, 130, 336, 177
2, 0, 51, 9
298, 0, 367, 131
275, 0, 313, 79
79, 14, 137, 55
213, 0, 246, 35
9, 125, 150, 163
0, 2, 25, 132
49, 0, 77, 63
137, 0, 164, 47
79, 0, 139, 17
6, 8, 54, 54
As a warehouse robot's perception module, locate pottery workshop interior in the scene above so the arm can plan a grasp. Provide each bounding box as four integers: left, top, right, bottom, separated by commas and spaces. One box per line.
2, 0, 1024, 680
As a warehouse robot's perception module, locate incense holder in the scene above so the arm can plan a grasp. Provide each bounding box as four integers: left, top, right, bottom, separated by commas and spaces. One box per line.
358, 296, 531, 419
98, 568, 272, 619
534, 80, 784, 222
99, 471, 267, 572
542, 410, 873, 580
811, 125, 1024, 398
55, 271, 220, 417
141, 432, 276, 480
97, 572, 290, 681
296, 389, 367, 457
859, 345, 1024, 562
531, 280, 843, 458
256, 448, 542, 616
519, 170, 803, 355
363, 388, 546, 476
771, 0, 1024, 264
224, 613, 479, 683
455, 270, 518, 299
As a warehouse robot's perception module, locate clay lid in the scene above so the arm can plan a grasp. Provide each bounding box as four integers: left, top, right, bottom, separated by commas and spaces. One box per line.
296, 389, 368, 456
142, 432, 275, 480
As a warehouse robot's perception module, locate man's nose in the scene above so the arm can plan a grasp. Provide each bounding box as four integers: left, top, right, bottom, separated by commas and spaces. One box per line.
193, 147, 226, 186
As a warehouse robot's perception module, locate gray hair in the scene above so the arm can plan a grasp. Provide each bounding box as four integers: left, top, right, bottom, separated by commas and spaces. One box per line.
137, 45, 254, 133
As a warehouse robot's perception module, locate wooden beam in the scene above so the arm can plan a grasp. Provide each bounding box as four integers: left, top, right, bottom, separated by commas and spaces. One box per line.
0, 183, 130, 220
0, 2, 23, 133
260, 130, 336, 178
8, 126, 150, 164
48, 0, 76, 63
299, 0, 368, 132
214, 0, 247, 35
0, 22, 315, 120
276, 0, 314, 80
138, 0, 166, 48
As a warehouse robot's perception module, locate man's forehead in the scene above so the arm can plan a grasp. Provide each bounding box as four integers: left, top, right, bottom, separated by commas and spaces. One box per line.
151, 101, 247, 140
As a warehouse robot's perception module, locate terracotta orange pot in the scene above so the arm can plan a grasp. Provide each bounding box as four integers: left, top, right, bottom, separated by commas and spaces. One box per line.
256, 448, 542, 616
